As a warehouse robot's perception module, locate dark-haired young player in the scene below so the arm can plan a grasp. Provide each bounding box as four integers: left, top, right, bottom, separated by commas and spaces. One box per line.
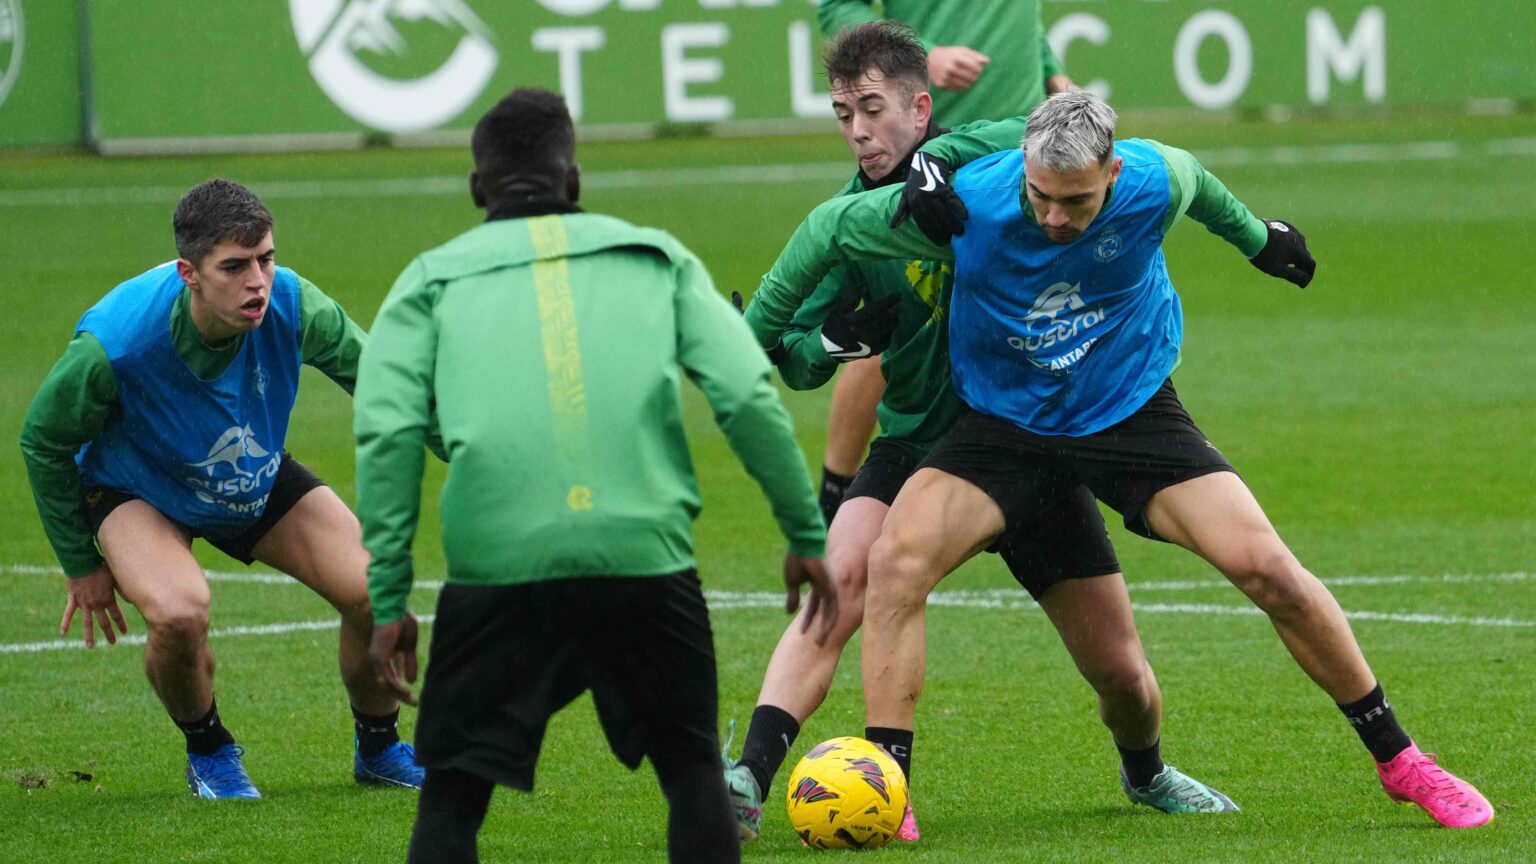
357, 89, 838, 864
21, 179, 424, 798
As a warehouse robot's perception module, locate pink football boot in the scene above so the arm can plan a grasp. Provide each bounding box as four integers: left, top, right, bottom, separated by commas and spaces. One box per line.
1376, 742, 1493, 828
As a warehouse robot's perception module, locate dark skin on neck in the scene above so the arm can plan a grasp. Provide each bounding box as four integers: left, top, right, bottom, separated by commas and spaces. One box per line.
469, 162, 582, 216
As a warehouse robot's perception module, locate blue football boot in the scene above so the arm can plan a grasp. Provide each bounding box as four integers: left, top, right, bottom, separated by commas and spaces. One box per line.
354, 736, 426, 790
186, 744, 262, 800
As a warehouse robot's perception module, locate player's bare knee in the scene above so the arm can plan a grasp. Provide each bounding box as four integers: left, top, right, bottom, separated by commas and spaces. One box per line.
147, 604, 210, 649
866, 534, 934, 605
1084, 655, 1153, 704
1229, 550, 1313, 615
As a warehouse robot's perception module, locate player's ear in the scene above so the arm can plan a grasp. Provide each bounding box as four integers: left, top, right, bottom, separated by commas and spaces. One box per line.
176, 258, 201, 290
1107, 155, 1123, 185
566, 163, 581, 204
468, 170, 486, 210
912, 88, 933, 128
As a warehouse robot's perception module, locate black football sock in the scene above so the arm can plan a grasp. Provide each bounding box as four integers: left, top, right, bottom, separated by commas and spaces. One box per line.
407, 768, 495, 864
737, 705, 801, 798
353, 706, 403, 758
175, 697, 236, 755
864, 727, 914, 785
1338, 683, 1413, 763
1116, 738, 1165, 789
819, 465, 855, 527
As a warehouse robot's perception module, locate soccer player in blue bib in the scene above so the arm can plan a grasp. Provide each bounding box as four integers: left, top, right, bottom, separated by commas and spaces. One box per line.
20, 180, 425, 799
744, 92, 1492, 828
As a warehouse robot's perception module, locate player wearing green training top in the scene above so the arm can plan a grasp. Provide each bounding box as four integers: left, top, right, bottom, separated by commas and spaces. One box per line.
744, 91, 1493, 830
19, 179, 424, 799
356, 89, 839, 864
723, 24, 1235, 844
814, 0, 1076, 540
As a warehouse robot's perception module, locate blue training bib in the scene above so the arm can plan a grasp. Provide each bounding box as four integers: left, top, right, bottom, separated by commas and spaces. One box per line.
948, 138, 1181, 437
76, 262, 303, 533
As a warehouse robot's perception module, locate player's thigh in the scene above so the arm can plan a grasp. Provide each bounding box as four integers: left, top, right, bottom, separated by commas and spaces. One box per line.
95, 500, 209, 627
1142, 471, 1294, 579
872, 467, 1005, 592
251, 485, 370, 612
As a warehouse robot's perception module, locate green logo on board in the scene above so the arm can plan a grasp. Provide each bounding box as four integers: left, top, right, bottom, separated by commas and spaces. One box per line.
0, 0, 23, 110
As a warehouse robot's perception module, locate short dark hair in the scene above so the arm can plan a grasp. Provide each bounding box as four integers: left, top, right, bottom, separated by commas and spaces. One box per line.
471, 88, 575, 188
823, 21, 929, 96
173, 179, 273, 265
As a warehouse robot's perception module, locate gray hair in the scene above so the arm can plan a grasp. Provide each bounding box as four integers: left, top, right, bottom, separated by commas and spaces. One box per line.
1021, 91, 1118, 173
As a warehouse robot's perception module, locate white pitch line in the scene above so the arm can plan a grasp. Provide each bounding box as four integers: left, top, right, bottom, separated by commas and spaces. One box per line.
7, 564, 1529, 594
4, 579, 1530, 654
2, 137, 1533, 209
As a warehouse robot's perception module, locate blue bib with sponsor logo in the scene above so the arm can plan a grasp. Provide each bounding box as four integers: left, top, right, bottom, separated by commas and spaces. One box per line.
76, 262, 303, 533
948, 138, 1179, 436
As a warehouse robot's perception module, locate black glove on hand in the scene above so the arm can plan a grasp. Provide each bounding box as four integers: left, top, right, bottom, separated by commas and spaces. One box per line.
889, 152, 968, 246
731, 290, 786, 365
820, 292, 901, 361
1248, 219, 1317, 288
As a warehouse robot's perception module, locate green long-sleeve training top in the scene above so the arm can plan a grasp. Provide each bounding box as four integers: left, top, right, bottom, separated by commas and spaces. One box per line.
355, 209, 825, 626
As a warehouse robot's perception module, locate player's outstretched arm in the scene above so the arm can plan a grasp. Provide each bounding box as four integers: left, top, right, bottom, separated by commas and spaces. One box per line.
745, 187, 949, 351
354, 258, 437, 632
297, 275, 366, 394
1152, 140, 1316, 285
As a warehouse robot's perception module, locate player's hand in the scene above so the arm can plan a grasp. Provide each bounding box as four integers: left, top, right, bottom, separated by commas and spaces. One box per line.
60, 563, 129, 648
820, 292, 901, 361
783, 554, 839, 647
368, 613, 420, 706
1046, 74, 1076, 95
889, 152, 968, 246
928, 46, 990, 92
1249, 219, 1317, 288
731, 290, 788, 365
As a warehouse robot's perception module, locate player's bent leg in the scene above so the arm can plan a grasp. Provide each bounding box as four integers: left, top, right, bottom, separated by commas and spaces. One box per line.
1037, 575, 1160, 751
98, 501, 259, 798
1142, 472, 1376, 703
730, 497, 888, 839
98, 501, 216, 721
1143, 472, 1491, 826
1037, 574, 1237, 814
252, 485, 423, 789
863, 468, 1002, 732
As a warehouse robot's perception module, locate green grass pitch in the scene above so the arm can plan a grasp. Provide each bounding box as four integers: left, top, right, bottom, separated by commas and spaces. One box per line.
2, 110, 1534, 862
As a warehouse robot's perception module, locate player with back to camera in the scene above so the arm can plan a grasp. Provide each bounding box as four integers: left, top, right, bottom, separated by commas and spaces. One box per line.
356, 88, 839, 864
811, 0, 1076, 537
744, 89, 1494, 830
20, 179, 426, 798
723, 22, 1236, 845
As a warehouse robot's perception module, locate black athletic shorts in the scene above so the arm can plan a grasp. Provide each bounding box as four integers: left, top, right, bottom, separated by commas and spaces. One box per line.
414, 571, 720, 791
82, 452, 327, 564
846, 441, 1120, 599
921, 380, 1236, 541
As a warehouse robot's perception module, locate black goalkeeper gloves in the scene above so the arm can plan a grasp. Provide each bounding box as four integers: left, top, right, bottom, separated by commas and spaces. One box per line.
731, 290, 786, 365
889, 152, 968, 246
819, 292, 901, 361
1248, 219, 1317, 288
